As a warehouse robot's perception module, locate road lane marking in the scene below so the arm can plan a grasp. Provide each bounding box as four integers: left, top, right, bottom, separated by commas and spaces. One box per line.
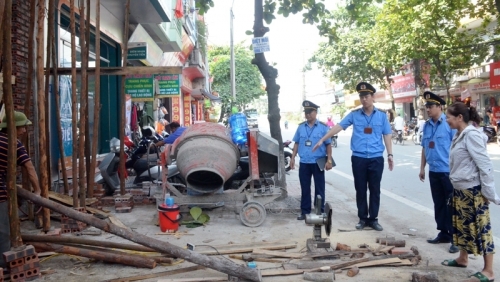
330, 168, 500, 243
495, 170, 500, 173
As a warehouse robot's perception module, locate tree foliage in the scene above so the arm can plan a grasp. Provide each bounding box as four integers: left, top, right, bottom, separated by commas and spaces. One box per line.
208, 45, 266, 121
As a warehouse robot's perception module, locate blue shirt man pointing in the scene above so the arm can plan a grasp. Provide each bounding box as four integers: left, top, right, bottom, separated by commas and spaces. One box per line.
290, 100, 332, 220
313, 82, 394, 231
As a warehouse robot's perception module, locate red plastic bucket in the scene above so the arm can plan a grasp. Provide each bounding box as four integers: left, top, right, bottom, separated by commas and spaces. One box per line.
158, 204, 182, 233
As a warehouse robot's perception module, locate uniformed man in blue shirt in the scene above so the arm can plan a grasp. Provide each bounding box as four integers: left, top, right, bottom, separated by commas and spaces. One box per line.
290, 100, 333, 220
313, 82, 394, 231
419, 91, 458, 253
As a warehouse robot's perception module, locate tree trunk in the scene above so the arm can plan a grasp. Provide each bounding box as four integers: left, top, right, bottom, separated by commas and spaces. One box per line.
37, 0, 50, 232
50, 0, 70, 196
252, 0, 286, 194
70, 0, 78, 207
119, 0, 131, 195
78, 0, 88, 207
17, 188, 262, 282
88, 0, 101, 199
30, 242, 157, 269
384, 68, 395, 111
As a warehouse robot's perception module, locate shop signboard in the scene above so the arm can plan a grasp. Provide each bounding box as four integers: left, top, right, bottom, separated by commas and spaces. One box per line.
125, 74, 154, 101
155, 74, 181, 96
127, 42, 148, 61
490, 61, 500, 89
252, 37, 270, 54
172, 96, 181, 122
469, 81, 490, 92
183, 93, 191, 126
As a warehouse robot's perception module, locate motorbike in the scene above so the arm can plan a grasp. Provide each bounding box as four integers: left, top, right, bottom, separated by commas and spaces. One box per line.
483, 126, 498, 143
95, 126, 185, 196
331, 135, 338, 148
412, 126, 422, 145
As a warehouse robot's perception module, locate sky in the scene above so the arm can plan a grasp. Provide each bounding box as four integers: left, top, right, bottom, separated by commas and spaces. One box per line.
203, 1, 333, 113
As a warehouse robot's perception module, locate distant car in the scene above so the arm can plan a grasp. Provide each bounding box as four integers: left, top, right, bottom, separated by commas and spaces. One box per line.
244, 109, 259, 128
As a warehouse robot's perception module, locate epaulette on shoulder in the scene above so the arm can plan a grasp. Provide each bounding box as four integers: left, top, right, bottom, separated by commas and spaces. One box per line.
352, 109, 361, 112
298, 121, 306, 125
319, 121, 327, 126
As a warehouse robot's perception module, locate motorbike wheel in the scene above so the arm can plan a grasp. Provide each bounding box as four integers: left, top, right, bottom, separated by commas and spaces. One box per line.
284, 151, 292, 172
331, 137, 337, 148
392, 132, 398, 144
103, 183, 116, 196
412, 134, 419, 145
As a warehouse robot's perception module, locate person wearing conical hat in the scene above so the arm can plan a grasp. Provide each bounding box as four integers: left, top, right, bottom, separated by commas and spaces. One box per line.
0, 111, 41, 269
313, 82, 394, 232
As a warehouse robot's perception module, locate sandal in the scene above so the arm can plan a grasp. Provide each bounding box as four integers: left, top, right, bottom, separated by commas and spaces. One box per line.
470, 272, 495, 282
441, 259, 466, 268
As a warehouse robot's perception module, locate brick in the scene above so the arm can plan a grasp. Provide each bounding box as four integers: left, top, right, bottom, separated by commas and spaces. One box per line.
25, 268, 40, 280
10, 260, 39, 274
23, 254, 38, 264
3, 246, 33, 263
389, 247, 413, 255
42, 228, 61, 236
10, 270, 25, 281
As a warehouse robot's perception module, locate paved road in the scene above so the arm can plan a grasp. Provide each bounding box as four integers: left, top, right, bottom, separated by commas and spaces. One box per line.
260, 116, 500, 270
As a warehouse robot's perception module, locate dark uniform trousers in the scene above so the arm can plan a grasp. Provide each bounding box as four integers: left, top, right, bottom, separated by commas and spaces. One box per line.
299, 163, 325, 215
351, 156, 384, 223
428, 171, 454, 240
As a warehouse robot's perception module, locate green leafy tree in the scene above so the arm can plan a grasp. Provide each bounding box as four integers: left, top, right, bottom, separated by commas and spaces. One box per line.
208, 45, 266, 122
332, 104, 348, 119
197, 0, 329, 192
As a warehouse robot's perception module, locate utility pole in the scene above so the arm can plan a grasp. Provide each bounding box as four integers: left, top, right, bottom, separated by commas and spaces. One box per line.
230, 6, 236, 101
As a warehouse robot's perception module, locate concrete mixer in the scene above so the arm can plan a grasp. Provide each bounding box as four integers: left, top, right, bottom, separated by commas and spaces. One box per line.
164, 123, 282, 227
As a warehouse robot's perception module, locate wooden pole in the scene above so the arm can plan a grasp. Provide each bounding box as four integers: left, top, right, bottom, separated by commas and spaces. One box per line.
17, 188, 262, 282
0, 0, 5, 78
84, 0, 92, 198
3, 0, 23, 248
36, 0, 50, 232
70, 0, 78, 207
88, 0, 102, 199
119, 0, 131, 196
78, 0, 88, 207
49, 0, 69, 197
30, 242, 156, 269
21, 234, 166, 254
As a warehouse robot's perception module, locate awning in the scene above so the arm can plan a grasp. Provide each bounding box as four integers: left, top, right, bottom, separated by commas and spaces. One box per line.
191, 89, 221, 102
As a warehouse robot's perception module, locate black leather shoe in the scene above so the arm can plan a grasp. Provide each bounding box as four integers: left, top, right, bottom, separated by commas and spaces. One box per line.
370, 222, 383, 231
355, 221, 366, 230
449, 244, 459, 253
427, 236, 451, 244
297, 214, 305, 220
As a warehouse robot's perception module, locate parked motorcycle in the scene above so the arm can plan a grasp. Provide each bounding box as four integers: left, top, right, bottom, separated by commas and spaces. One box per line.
283, 140, 293, 172
95, 128, 185, 196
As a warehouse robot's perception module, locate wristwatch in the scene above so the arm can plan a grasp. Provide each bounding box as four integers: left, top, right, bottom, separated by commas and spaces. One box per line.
388, 154, 393, 157
327, 159, 332, 164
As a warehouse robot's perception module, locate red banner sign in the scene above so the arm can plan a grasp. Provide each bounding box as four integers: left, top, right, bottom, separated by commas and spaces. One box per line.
490, 61, 500, 89
172, 97, 181, 122
183, 94, 191, 126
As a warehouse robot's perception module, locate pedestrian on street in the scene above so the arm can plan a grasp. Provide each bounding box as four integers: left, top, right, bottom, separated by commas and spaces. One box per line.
313, 82, 393, 231
0, 111, 41, 269
290, 100, 332, 220
441, 101, 499, 282
416, 115, 426, 144
155, 121, 186, 146
418, 92, 458, 253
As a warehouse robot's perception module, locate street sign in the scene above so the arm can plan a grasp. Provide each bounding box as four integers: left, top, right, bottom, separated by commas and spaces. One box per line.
125, 74, 154, 101
127, 42, 148, 60
252, 37, 270, 54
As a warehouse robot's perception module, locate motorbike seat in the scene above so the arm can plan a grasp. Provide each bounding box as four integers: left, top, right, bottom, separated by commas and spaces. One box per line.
134, 158, 157, 174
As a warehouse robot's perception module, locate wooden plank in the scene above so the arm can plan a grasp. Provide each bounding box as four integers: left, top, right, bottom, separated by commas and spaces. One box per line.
47, 66, 183, 76
342, 258, 402, 269
102, 266, 206, 282
157, 278, 227, 282
196, 242, 297, 255
261, 269, 305, 277
252, 249, 304, 259
48, 191, 98, 206
108, 215, 130, 230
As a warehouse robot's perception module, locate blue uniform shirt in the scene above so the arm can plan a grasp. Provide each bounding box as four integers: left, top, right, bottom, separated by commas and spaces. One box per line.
293, 120, 331, 164
421, 113, 456, 172
339, 107, 392, 158
164, 127, 187, 144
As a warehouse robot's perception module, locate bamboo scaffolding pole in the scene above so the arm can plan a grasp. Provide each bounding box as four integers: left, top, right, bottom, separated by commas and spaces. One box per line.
44, 0, 53, 221
37, 0, 50, 232
70, 0, 78, 207
78, 0, 88, 208
50, 0, 69, 197
88, 0, 101, 199
17, 189, 262, 282
3, 0, 23, 249
0, 0, 5, 77
119, 0, 131, 196
84, 0, 92, 198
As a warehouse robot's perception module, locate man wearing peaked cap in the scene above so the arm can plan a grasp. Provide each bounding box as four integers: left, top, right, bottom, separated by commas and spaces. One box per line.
423, 91, 446, 106
302, 100, 320, 112
356, 82, 376, 95
0, 111, 41, 269
419, 91, 458, 253
312, 81, 394, 232
291, 100, 332, 220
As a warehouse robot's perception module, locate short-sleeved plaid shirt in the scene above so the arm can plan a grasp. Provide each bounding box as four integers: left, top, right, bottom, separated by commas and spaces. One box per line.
0, 132, 31, 203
